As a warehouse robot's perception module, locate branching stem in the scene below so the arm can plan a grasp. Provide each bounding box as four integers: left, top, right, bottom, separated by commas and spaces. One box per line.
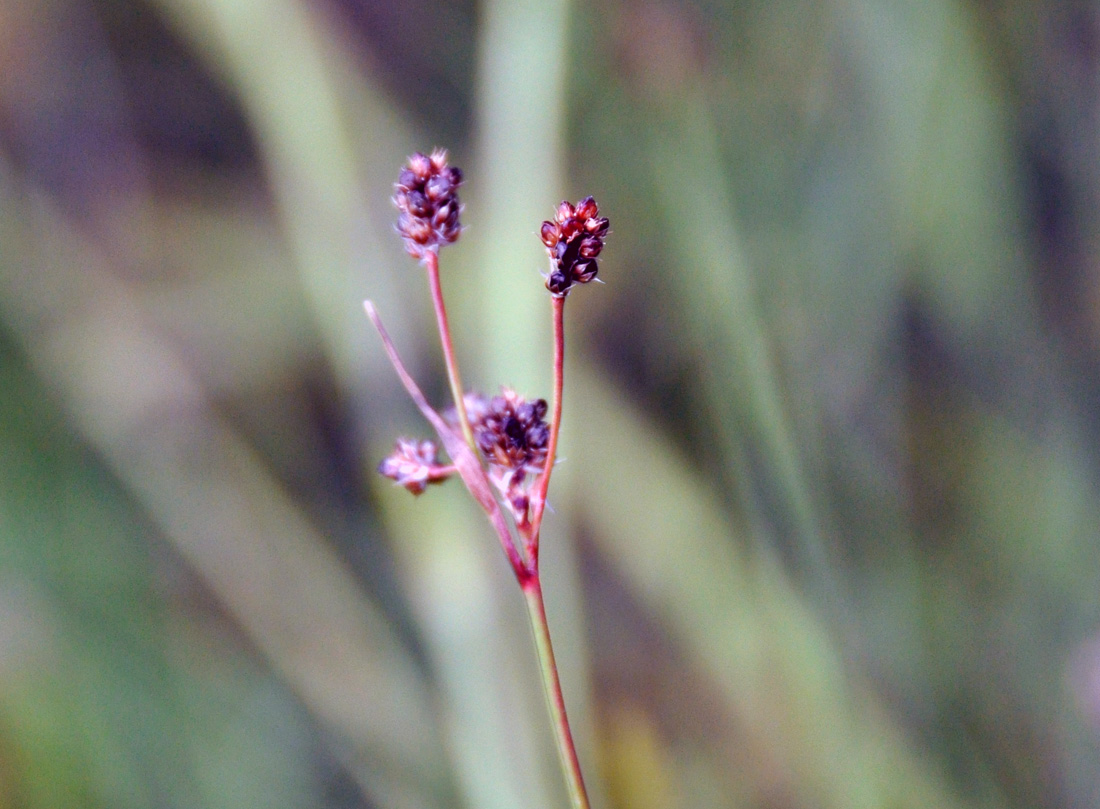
364, 300, 526, 577
375, 176, 602, 809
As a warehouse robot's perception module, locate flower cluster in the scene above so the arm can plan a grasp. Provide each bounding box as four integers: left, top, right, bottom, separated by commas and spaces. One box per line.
393, 149, 463, 259
379, 154, 607, 527
378, 438, 450, 495
473, 389, 550, 475
445, 389, 550, 522
539, 196, 609, 296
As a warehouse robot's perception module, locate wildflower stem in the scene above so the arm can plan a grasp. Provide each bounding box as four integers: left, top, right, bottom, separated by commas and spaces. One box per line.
530, 295, 565, 550
521, 575, 590, 809
425, 251, 476, 449
364, 301, 527, 577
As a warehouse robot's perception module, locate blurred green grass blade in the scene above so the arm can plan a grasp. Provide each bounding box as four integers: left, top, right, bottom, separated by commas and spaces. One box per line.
0, 362, 161, 809
908, 401, 1100, 807
844, 0, 1030, 341
645, 88, 834, 598
134, 189, 318, 392
570, 363, 983, 809
0, 178, 454, 809
151, 0, 419, 394
467, 0, 569, 394
0, 335, 323, 809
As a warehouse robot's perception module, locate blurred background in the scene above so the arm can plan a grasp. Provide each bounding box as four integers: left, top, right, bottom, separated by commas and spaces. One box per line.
2, 0, 1100, 807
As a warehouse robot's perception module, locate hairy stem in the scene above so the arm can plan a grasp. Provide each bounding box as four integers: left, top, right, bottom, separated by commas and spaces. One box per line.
425, 251, 475, 449
522, 575, 590, 809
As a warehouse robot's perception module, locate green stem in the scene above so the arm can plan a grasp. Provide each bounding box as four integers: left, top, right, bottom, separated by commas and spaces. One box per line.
521, 575, 590, 809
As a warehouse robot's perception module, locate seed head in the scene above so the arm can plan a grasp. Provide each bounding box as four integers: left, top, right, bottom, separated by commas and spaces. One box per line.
394, 149, 464, 260
539, 196, 609, 296
447, 388, 550, 521
378, 438, 449, 495
475, 389, 550, 475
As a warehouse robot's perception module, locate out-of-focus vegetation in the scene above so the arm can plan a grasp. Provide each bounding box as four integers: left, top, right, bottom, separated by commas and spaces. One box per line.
1, 0, 1099, 807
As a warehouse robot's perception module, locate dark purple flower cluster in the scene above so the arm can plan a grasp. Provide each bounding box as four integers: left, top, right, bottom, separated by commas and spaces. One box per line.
448, 389, 549, 521
539, 196, 609, 296
393, 149, 463, 260
474, 389, 550, 477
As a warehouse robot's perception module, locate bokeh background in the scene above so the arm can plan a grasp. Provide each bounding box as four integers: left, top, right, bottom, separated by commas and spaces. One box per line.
2, 0, 1100, 807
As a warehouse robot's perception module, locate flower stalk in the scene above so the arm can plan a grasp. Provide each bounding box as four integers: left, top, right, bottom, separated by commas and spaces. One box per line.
372, 150, 606, 809
527, 294, 566, 559
425, 250, 476, 449
523, 575, 590, 809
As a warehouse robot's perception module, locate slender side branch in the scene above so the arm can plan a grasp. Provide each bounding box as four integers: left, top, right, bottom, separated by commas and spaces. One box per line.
523, 576, 590, 809
364, 300, 526, 577
425, 252, 476, 449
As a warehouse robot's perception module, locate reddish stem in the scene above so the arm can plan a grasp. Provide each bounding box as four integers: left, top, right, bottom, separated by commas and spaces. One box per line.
527, 295, 566, 561
425, 251, 475, 449
427, 464, 458, 483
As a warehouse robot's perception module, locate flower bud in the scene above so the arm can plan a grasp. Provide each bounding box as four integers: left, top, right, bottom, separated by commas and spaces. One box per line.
579, 237, 602, 259
540, 221, 560, 247
572, 259, 598, 284
575, 196, 598, 219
